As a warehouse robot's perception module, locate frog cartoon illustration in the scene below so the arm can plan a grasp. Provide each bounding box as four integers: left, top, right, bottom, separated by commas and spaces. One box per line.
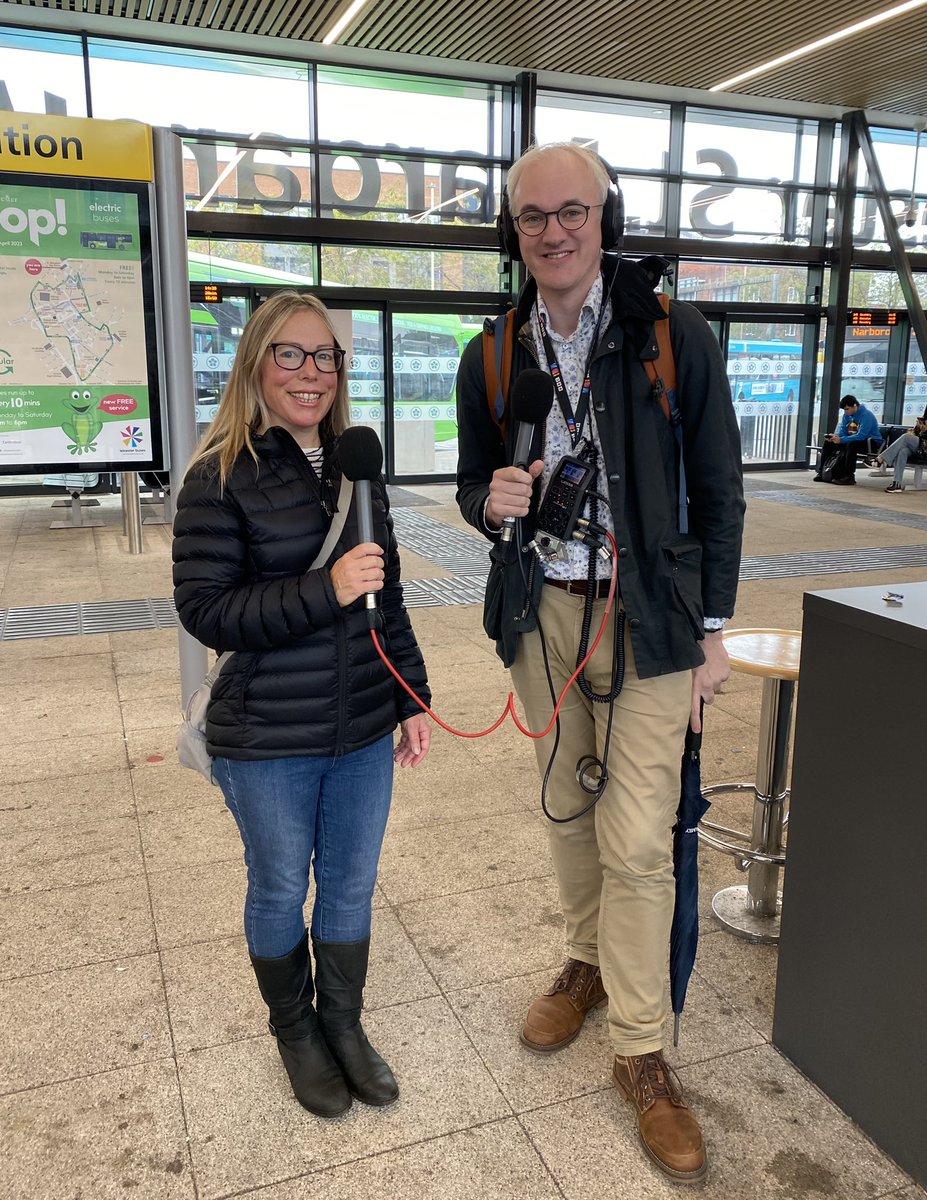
62, 389, 102, 456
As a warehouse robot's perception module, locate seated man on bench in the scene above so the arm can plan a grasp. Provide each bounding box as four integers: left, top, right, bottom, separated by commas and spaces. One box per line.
876, 415, 927, 494
814, 394, 881, 486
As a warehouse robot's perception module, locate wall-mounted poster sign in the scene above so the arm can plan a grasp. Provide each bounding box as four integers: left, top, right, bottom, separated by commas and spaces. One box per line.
0, 112, 163, 474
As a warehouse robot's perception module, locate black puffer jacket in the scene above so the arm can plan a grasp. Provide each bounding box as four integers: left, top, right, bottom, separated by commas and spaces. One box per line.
172, 426, 430, 760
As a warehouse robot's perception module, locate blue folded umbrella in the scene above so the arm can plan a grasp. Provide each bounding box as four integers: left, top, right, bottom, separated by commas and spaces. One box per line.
670, 721, 712, 1046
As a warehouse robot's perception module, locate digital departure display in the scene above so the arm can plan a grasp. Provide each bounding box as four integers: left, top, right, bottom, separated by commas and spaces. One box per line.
190, 282, 222, 303
848, 310, 900, 327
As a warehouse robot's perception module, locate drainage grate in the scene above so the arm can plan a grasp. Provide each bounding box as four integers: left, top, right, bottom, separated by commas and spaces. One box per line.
0, 598, 179, 640
748, 489, 927, 532
400, 576, 489, 607
740, 543, 927, 581
1, 604, 82, 640
4, 502, 926, 640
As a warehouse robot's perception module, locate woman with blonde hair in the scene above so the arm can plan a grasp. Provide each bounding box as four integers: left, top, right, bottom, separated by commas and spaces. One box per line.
173, 290, 431, 1118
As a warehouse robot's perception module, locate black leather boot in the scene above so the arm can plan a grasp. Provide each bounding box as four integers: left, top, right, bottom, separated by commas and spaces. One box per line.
250, 931, 351, 1118
313, 938, 399, 1107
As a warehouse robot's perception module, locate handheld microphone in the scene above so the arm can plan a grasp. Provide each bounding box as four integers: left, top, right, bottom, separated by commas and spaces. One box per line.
501, 369, 555, 544
338, 425, 384, 621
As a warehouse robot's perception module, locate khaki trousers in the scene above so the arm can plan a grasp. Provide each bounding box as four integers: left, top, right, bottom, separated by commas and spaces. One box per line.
510, 585, 691, 1055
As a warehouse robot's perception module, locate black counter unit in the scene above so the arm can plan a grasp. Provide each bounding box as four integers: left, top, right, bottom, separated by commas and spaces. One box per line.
773, 581, 927, 1188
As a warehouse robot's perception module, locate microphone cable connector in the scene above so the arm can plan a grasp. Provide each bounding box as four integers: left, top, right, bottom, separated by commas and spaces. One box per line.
574, 518, 613, 561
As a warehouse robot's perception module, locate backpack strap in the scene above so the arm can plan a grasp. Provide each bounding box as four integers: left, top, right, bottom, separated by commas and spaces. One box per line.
482, 308, 517, 436
642, 294, 688, 534
642, 293, 679, 426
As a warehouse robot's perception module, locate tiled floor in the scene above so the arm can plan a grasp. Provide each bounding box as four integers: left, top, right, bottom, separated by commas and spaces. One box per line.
1, 470, 925, 1200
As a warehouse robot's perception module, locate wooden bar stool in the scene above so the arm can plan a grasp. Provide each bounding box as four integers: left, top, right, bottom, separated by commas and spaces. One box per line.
698, 628, 801, 944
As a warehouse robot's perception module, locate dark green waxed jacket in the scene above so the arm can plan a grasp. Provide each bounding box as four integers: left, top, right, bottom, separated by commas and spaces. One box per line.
456, 256, 745, 679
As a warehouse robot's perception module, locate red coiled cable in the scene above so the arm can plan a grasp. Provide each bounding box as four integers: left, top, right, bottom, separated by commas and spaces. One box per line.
371, 533, 619, 740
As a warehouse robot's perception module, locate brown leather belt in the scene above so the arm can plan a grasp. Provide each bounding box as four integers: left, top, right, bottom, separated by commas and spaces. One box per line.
545, 577, 612, 598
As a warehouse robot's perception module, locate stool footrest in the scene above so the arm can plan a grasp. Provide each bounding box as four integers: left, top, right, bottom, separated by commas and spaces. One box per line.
697, 826, 787, 867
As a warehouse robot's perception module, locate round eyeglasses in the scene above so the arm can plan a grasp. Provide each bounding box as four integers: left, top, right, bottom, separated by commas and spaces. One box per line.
269, 343, 345, 373
513, 202, 604, 237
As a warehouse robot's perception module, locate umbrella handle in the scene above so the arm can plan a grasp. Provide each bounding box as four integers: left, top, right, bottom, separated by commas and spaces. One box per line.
685, 700, 704, 755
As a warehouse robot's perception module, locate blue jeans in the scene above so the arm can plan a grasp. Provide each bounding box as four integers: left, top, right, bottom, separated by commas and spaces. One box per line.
213, 734, 394, 958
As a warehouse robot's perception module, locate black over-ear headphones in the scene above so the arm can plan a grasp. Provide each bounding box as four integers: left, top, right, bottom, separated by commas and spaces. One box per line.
497, 152, 625, 262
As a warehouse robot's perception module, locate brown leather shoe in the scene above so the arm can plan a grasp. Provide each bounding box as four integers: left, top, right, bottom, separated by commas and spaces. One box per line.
520, 959, 606, 1053
613, 1051, 707, 1184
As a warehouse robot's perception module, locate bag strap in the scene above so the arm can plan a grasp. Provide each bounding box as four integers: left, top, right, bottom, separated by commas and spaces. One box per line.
641, 294, 688, 535
482, 308, 517, 436
310, 473, 353, 572
210, 473, 355, 678
641, 293, 678, 425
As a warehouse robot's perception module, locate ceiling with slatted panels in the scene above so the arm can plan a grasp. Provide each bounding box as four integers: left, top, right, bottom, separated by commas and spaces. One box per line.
4, 0, 927, 120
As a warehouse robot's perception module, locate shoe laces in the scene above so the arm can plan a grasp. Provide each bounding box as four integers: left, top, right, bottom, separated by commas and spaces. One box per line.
633, 1051, 683, 1105
551, 958, 596, 1000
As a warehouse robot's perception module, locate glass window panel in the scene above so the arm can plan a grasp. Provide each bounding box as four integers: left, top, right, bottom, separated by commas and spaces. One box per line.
727, 321, 805, 461
676, 262, 809, 304
188, 240, 317, 286
841, 326, 888, 421
848, 194, 927, 253
190, 294, 249, 436
864, 126, 922, 193
322, 245, 503, 292
0, 27, 87, 117
317, 153, 492, 226
183, 142, 313, 216
847, 270, 911, 308
680, 181, 812, 244
317, 67, 504, 156
388, 310, 484, 476
534, 92, 671, 173
347, 307, 386, 456
87, 40, 310, 139
812, 321, 827, 444
904, 333, 927, 418
830, 132, 842, 186
683, 109, 818, 184
621, 177, 667, 236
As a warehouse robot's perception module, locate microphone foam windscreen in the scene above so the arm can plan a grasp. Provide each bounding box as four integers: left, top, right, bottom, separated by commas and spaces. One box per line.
339, 425, 383, 481
511, 369, 555, 425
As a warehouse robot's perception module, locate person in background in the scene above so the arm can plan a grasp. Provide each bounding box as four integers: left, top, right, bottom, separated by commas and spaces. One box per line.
876, 414, 927, 494
456, 142, 744, 1184
814, 394, 881, 485
172, 290, 431, 1120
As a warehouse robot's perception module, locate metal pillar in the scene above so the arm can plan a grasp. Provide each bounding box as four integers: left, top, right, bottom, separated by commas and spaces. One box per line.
121, 472, 144, 554
153, 126, 207, 705
852, 110, 927, 379
820, 117, 859, 439
745, 676, 795, 913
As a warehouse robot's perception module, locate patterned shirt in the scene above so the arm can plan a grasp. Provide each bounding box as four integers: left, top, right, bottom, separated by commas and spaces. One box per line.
530, 272, 614, 582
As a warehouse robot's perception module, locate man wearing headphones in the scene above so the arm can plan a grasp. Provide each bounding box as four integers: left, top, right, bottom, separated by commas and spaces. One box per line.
456, 142, 744, 1184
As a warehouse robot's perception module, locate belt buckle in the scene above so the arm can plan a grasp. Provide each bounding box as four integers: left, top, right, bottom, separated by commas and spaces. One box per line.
566, 579, 585, 596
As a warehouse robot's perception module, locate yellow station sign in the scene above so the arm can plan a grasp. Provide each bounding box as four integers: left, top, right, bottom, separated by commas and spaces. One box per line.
0, 111, 153, 182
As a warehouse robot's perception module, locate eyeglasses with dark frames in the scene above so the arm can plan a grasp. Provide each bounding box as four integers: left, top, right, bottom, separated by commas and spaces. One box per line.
269, 343, 345, 373
513, 202, 605, 237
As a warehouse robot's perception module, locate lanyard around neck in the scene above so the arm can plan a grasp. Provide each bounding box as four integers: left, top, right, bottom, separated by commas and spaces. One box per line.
537, 276, 607, 449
